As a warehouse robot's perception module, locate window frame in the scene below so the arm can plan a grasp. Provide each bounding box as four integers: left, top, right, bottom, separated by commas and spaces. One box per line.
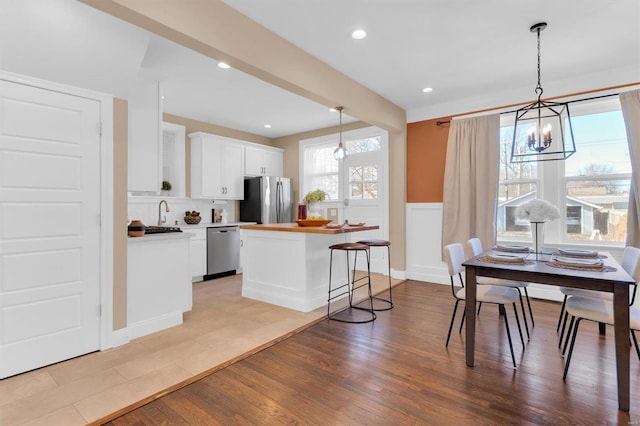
299, 126, 386, 204
497, 96, 631, 248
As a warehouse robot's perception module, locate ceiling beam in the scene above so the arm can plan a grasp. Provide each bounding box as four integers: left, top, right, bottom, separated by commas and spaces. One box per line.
80, 0, 406, 133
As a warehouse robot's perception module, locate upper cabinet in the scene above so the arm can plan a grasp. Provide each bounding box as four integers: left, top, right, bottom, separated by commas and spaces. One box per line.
245, 144, 283, 177
190, 132, 245, 200
128, 80, 162, 193
161, 122, 186, 197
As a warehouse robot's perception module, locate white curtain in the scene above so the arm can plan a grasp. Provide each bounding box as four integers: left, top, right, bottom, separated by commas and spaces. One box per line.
442, 114, 500, 255
620, 89, 640, 247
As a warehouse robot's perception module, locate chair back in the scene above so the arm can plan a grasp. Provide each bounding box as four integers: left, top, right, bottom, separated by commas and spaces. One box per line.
444, 243, 466, 298
444, 243, 465, 276
467, 238, 483, 258
622, 245, 640, 306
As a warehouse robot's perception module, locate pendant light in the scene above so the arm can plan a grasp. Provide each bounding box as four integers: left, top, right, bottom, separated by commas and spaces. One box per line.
333, 106, 348, 161
510, 22, 576, 163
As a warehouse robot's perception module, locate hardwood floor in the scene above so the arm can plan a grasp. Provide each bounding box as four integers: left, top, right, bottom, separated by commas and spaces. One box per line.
0, 272, 397, 425
106, 281, 640, 426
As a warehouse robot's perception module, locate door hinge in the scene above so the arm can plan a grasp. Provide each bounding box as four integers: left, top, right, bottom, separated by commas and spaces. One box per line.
97, 122, 102, 135
97, 214, 101, 226
97, 304, 102, 316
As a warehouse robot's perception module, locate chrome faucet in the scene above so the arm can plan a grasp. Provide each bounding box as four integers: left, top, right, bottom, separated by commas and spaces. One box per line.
158, 199, 170, 226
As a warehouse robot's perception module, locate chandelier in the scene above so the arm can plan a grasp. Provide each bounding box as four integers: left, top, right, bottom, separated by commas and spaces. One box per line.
333, 106, 348, 161
510, 22, 576, 163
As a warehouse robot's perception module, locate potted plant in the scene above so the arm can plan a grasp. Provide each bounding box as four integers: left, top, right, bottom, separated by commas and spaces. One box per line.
161, 180, 172, 194
304, 189, 326, 218
304, 189, 326, 204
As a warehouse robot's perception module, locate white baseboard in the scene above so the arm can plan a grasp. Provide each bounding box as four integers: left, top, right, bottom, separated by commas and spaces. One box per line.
127, 311, 184, 340
391, 268, 406, 280
108, 327, 131, 348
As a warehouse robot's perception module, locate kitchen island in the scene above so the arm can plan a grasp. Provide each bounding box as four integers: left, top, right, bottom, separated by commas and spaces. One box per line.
239, 223, 379, 312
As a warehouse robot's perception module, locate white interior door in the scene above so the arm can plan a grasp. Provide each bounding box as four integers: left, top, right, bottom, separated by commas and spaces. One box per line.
341, 130, 389, 274
0, 79, 102, 378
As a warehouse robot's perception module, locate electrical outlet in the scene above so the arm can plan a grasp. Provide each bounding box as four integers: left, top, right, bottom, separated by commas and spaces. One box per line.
327, 208, 339, 223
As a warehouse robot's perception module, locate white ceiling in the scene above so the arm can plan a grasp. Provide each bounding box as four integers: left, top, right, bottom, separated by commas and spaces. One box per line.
1, 0, 638, 138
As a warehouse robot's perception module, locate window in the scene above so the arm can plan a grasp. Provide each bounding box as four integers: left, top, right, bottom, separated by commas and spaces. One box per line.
302, 141, 340, 199
301, 129, 383, 202
497, 96, 631, 245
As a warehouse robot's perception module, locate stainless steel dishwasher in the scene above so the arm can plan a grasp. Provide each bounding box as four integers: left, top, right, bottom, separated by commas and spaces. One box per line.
205, 226, 240, 279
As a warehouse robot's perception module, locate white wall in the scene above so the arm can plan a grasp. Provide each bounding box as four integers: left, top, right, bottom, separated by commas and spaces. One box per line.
127, 197, 235, 228
404, 203, 626, 302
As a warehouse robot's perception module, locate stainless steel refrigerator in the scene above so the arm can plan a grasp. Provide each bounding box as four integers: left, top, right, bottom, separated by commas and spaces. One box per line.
240, 176, 293, 224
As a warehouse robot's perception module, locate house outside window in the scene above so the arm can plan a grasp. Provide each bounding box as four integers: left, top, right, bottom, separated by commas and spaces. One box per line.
497, 96, 631, 245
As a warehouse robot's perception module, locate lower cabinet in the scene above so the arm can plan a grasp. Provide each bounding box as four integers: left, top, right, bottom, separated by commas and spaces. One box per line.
189, 228, 207, 280
127, 234, 192, 339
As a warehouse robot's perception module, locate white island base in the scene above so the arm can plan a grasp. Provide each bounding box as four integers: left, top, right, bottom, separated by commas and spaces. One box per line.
240, 224, 378, 312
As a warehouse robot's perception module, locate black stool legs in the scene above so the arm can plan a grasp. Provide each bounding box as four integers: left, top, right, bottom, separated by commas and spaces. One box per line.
327, 242, 376, 323
357, 239, 393, 311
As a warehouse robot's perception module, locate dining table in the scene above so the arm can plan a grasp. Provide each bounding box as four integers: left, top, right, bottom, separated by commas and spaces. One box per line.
462, 248, 636, 412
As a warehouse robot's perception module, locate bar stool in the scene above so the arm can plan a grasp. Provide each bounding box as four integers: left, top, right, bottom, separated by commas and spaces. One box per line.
327, 242, 376, 323
356, 239, 393, 311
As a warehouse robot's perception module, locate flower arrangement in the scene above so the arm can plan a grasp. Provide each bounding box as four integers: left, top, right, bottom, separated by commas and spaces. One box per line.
515, 199, 560, 222
304, 189, 326, 204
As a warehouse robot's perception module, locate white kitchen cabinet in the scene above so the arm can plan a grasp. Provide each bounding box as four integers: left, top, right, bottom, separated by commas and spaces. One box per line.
128, 80, 162, 193
127, 233, 192, 339
190, 132, 245, 199
188, 228, 207, 280
245, 144, 283, 176
161, 122, 186, 197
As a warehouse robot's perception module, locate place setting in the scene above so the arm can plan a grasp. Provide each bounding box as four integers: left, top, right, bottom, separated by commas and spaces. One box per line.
545, 253, 616, 272
492, 243, 533, 253
551, 248, 606, 259
478, 251, 534, 265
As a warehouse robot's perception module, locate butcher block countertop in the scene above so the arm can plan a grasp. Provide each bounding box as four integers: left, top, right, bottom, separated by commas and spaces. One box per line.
240, 223, 379, 234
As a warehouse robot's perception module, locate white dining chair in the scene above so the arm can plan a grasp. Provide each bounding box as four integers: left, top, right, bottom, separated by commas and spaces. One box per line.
444, 243, 525, 368
467, 238, 534, 339
559, 245, 640, 349
561, 245, 640, 380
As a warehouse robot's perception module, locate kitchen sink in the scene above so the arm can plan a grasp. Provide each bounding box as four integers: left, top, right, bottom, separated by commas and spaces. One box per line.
144, 226, 183, 234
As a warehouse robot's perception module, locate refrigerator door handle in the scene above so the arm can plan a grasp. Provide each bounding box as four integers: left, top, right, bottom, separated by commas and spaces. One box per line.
275, 181, 281, 222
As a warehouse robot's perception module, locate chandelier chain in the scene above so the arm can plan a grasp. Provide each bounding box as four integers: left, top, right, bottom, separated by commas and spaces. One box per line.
535, 26, 543, 99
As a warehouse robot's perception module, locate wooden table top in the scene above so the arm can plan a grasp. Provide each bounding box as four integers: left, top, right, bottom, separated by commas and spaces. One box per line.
239, 223, 379, 234
463, 251, 635, 285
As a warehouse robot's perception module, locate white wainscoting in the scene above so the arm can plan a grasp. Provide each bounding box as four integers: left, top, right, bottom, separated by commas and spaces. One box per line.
404, 203, 628, 302
405, 203, 449, 285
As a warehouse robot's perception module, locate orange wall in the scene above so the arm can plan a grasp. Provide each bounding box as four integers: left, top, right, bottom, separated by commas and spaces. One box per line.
406, 117, 451, 202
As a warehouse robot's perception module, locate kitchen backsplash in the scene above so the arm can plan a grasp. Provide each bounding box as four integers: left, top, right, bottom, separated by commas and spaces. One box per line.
128, 197, 236, 228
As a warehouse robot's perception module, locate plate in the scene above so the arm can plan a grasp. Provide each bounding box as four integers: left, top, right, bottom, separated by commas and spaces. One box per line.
557, 248, 599, 257
346, 222, 365, 227
324, 224, 345, 230
495, 244, 531, 253
296, 219, 332, 227
486, 252, 527, 263
554, 256, 604, 268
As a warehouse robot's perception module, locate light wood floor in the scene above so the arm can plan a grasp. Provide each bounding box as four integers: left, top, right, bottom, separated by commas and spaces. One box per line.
106, 280, 640, 426
0, 273, 398, 425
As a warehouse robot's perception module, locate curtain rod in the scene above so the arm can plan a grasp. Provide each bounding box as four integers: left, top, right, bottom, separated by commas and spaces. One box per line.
436, 82, 639, 125
497, 92, 620, 116
436, 92, 619, 126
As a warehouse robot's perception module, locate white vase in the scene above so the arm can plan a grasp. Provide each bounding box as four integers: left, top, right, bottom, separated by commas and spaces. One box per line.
307, 202, 322, 218
531, 221, 545, 253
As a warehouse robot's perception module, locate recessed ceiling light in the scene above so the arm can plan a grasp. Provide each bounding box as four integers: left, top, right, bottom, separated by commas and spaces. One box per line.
329, 108, 337, 112
421, 87, 433, 93
351, 29, 367, 40
218, 62, 231, 69
263, 124, 272, 128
